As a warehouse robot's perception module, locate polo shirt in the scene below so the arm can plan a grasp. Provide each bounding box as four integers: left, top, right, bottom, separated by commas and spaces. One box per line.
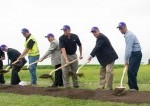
59, 33, 81, 55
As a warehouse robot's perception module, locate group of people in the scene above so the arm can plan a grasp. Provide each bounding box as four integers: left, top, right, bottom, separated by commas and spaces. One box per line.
0, 22, 142, 92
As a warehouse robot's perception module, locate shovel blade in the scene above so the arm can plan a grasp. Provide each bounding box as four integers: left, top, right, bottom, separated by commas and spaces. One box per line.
39, 74, 51, 79
113, 87, 126, 96
76, 73, 84, 77
0, 70, 9, 74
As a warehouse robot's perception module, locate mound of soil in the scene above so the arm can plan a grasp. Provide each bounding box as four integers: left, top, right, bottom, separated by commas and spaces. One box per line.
0, 85, 150, 104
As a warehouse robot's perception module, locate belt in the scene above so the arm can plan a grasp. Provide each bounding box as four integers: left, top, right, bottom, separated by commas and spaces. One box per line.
132, 51, 141, 53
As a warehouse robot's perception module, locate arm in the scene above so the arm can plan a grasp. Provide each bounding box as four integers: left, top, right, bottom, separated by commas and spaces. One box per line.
87, 39, 104, 63
39, 42, 56, 61
79, 45, 83, 59
18, 39, 35, 60
124, 34, 134, 65
0, 50, 5, 60
61, 48, 69, 64
76, 35, 83, 59
18, 48, 29, 59
59, 37, 69, 64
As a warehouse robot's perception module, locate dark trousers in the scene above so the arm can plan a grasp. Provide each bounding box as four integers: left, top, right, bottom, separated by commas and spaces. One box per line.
128, 51, 142, 90
0, 61, 5, 84
11, 66, 21, 85
54, 64, 63, 86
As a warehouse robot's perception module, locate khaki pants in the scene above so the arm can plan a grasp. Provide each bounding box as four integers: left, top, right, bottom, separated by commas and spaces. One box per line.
61, 54, 79, 88
99, 61, 114, 90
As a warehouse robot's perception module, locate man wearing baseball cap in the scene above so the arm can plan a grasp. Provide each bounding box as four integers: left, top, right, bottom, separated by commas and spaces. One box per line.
1, 45, 27, 85
0, 46, 5, 84
117, 22, 142, 92
87, 26, 118, 90
39, 33, 63, 87
17, 28, 40, 85
59, 25, 83, 88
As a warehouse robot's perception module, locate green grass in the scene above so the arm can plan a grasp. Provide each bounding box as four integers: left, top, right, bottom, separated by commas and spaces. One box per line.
1, 65, 150, 106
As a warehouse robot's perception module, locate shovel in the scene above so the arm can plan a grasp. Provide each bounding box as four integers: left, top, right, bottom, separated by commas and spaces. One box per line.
76, 62, 88, 77
0, 66, 11, 74
0, 55, 26, 74
27, 56, 50, 69
39, 58, 79, 82
113, 66, 128, 96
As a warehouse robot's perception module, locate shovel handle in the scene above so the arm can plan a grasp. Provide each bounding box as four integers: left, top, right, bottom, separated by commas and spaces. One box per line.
27, 60, 39, 68
5, 66, 11, 70
120, 66, 128, 87
27, 56, 50, 68
49, 58, 79, 75
12, 54, 26, 65
76, 62, 88, 74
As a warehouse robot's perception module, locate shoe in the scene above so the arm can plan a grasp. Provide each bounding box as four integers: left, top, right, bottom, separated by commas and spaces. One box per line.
65, 87, 71, 89
51, 84, 58, 88
58, 84, 64, 87
97, 86, 105, 90
74, 86, 79, 88
129, 89, 138, 92
0, 83, 5, 85
30, 83, 37, 86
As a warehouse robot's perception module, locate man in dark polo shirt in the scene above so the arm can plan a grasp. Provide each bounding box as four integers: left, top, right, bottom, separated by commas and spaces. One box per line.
87, 27, 118, 90
59, 25, 83, 88
0, 48, 5, 84
1, 45, 27, 85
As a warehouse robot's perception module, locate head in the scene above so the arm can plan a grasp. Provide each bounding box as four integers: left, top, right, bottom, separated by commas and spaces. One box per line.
61, 25, 71, 36
21, 28, 30, 38
0, 45, 8, 52
117, 22, 127, 34
45, 33, 55, 42
91, 27, 100, 38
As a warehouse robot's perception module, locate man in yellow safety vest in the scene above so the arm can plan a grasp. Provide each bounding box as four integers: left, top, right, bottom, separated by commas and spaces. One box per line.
17, 28, 40, 85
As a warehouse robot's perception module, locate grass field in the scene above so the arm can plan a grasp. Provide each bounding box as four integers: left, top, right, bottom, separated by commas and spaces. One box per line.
0, 65, 150, 106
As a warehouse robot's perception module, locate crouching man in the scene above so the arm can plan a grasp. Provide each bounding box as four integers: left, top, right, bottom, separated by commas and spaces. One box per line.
1, 45, 27, 85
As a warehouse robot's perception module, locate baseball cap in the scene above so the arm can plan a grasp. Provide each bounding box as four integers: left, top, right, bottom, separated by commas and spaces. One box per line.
21, 28, 29, 34
117, 22, 126, 28
45, 33, 54, 38
91, 27, 99, 32
61, 25, 70, 30
0, 44, 7, 50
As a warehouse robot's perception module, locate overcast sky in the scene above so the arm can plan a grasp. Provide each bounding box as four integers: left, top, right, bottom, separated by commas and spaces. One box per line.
0, 0, 150, 65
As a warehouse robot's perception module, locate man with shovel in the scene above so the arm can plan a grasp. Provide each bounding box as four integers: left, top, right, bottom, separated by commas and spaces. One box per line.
0, 48, 5, 84
59, 25, 83, 89
87, 27, 118, 90
39, 33, 63, 87
117, 22, 142, 92
17, 28, 40, 86
1, 45, 27, 85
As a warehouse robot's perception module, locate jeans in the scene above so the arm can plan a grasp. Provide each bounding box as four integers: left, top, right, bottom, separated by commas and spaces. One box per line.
28, 55, 39, 84
128, 51, 142, 90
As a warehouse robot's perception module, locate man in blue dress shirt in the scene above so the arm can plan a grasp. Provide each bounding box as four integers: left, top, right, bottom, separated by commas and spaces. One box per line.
117, 22, 142, 92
